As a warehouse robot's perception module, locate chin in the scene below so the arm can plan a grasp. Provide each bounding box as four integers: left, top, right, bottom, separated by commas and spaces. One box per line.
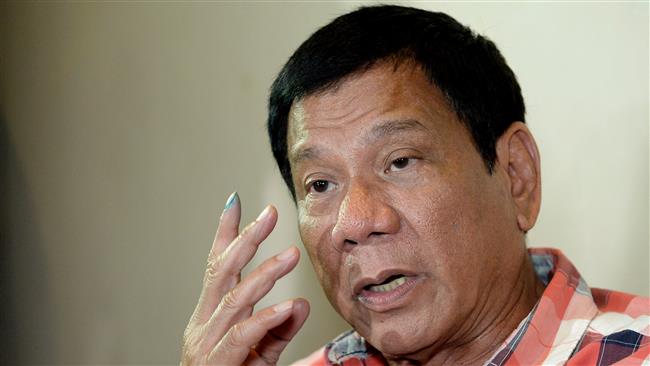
336, 279, 457, 357
360, 308, 438, 357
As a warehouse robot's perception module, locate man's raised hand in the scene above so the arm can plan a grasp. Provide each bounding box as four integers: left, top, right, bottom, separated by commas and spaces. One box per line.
181, 193, 310, 366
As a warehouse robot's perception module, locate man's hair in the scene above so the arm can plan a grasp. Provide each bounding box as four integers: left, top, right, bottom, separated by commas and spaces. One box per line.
267, 5, 525, 199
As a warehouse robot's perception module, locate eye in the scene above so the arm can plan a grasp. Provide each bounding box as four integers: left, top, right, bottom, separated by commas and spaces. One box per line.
389, 157, 412, 172
308, 179, 333, 194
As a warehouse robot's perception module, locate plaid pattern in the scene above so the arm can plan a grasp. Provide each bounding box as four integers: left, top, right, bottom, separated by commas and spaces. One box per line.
293, 248, 649, 366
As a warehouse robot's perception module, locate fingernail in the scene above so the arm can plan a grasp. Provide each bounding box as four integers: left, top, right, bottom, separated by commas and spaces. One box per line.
224, 192, 239, 210
256, 205, 271, 221
274, 300, 293, 314
276, 247, 297, 261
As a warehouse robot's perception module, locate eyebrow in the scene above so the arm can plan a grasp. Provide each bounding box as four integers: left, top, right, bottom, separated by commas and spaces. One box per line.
290, 119, 428, 165
291, 146, 323, 166
368, 118, 428, 140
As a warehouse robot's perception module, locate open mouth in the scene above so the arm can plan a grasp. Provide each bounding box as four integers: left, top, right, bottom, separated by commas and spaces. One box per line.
363, 274, 408, 292
355, 271, 421, 311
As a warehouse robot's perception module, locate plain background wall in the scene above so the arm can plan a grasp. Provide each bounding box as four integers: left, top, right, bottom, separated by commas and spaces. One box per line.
0, 1, 647, 364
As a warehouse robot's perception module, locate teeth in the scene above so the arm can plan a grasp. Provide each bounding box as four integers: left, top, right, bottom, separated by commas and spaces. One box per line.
367, 276, 407, 292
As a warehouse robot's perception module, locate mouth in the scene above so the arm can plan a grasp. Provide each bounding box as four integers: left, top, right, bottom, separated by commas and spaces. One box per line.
364, 274, 409, 292
354, 270, 421, 311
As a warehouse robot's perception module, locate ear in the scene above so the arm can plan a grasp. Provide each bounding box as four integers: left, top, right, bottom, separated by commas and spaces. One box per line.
495, 122, 542, 232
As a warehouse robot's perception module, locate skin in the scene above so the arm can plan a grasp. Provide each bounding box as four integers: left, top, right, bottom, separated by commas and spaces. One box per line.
180, 60, 545, 366
287, 60, 545, 365
180, 198, 310, 366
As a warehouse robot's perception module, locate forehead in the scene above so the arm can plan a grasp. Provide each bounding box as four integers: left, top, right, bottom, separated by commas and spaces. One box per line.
286, 61, 459, 158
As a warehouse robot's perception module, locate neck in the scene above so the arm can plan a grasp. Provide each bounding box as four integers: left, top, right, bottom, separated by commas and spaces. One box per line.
385, 251, 545, 366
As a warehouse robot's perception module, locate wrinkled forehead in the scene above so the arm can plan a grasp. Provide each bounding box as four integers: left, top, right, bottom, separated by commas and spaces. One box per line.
286, 61, 456, 159
287, 76, 393, 142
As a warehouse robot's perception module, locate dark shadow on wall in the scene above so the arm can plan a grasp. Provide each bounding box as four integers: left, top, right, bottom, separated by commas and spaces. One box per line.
0, 112, 54, 365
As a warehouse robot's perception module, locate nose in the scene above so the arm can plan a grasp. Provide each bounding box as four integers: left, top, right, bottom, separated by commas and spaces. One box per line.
331, 179, 400, 251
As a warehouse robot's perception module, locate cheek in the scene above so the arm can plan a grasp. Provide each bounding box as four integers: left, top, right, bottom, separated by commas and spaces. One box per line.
421, 173, 513, 292
405, 175, 489, 281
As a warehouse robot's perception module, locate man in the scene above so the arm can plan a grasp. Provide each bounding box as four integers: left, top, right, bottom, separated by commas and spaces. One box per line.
181, 5, 649, 365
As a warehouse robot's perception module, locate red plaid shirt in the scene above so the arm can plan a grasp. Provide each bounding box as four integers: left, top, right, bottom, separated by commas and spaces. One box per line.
293, 248, 649, 366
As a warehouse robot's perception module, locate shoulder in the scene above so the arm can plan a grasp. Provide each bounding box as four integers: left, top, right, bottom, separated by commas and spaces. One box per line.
567, 288, 650, 365
591, 287, 650, 319
588, 287, 649, 342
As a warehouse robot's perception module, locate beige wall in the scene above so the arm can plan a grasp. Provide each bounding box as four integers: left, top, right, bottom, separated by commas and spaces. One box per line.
0, 2, 647, 365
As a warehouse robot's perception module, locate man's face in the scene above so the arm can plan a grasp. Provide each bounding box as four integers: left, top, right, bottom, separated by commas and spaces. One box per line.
287, 61, 526, 356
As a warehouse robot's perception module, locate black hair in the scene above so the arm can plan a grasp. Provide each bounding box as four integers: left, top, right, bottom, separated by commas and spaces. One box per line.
267, 5, 525, 199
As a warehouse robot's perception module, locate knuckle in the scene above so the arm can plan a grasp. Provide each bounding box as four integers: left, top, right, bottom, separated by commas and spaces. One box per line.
204, 253, 225, 283
239, 221, 257, 239
182, 326, 202, 350
226, 323, 246, 348
181, 325, 215, 366
205, 251, 222, 271
180, 330, 201, 365
206, 253, 218, 269
220, 288, 240, 311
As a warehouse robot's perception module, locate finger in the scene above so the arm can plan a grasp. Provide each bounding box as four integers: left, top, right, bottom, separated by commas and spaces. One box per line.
191, 192, 242, 324
249, 298, 310, 366
204, 246, 300, 341
193, 205, 277, 324
207, 300, 295, 365
213, 204, 278, 286
211, 191, 241, 257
